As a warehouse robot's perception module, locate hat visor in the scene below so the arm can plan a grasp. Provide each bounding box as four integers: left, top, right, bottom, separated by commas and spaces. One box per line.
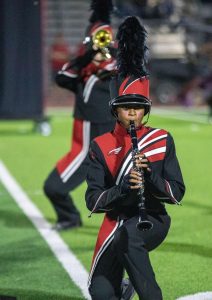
111, 94, 150, 107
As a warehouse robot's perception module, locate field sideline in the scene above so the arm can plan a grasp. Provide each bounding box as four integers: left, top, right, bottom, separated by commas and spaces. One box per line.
0, 107, 212, 300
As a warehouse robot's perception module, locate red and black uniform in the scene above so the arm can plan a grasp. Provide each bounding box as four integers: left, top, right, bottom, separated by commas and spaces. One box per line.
43, 47, 116, 226
86, 122, 185, 300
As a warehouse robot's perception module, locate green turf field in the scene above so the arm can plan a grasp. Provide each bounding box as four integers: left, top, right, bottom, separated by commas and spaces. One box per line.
0, 107, 212, 300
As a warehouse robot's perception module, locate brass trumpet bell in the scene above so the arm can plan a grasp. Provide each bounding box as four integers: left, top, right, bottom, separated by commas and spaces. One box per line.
92, 29, 112, 49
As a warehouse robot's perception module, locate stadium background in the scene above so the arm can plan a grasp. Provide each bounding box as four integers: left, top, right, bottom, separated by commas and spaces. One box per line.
43, 0, 212, 114
0, 1, 212, 300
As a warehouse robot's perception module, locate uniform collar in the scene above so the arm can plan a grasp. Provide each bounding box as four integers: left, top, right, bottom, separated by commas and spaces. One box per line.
113, 121, 144, 137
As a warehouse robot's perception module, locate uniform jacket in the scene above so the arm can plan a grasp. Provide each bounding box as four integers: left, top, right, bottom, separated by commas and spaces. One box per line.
55, 54, 116, 124
86, 121, 185, 285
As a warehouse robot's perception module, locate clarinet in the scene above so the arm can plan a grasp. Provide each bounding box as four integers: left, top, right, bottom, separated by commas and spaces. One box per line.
129, 120, 153, 231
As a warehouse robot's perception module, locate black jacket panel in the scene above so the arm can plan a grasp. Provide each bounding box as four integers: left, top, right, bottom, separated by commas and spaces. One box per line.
86, 124, 185, 218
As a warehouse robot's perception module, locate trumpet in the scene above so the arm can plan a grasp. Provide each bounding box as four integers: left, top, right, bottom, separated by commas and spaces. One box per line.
92, 29, 112, 59
129, 120, 153, 231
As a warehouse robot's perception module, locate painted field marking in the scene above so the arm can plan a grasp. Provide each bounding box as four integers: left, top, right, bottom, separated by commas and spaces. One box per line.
176, 292, 212, 299
152, 108, 208, 124
0, 160, 90, 300
1, 159, 211, 300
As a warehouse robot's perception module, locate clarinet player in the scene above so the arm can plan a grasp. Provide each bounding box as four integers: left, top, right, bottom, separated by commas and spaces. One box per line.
85, 16, 185, 300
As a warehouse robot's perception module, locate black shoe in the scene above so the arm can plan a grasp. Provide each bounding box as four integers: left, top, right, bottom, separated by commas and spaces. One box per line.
52, 219, 82, 231
120, 278, 135, 300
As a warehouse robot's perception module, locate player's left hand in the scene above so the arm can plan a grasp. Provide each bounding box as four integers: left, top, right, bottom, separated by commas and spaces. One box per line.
134, 154, 151, 172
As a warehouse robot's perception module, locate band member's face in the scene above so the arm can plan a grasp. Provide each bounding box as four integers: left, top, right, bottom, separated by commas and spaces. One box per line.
117, 106, 145, 128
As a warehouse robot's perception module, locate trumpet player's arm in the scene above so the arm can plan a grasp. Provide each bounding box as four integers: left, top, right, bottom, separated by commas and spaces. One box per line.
96, 57, 117, 80
145, 134, 185, 204
85, 141, 129, 214
55, 49, 98, 92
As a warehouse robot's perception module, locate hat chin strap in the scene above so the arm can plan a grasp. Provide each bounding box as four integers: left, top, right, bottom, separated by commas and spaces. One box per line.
142, 108, 151, 125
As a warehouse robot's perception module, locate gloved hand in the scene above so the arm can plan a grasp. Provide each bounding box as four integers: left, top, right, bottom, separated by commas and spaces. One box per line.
69, 48, 98, 72
120, 169, 145, 194
120, 173, 131, 194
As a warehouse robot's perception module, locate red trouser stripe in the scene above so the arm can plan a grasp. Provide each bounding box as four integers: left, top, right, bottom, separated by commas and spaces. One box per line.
88, 215, 122, 287
56, 119, 90, 182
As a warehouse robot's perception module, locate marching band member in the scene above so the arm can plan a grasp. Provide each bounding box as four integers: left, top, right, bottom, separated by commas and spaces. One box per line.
86, 16, 185, 300
43, 0, 116, 231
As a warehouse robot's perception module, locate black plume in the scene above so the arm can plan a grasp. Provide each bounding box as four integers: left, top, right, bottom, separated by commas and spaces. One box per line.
89, 0, 113, 24
116, 16, 148, 77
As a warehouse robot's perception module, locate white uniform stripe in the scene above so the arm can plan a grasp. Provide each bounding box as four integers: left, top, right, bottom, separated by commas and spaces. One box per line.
61, 121, 90, 182
103, 61, 116, 71
88, 236, 114, 287
165, 180, 180, 205
61, 120, 89, 179
90, 190, 108, 214
0, 161, 90, 300
137, 128, 161, 147
116, 129, 161, 185
61, 62, 69, 71
144, 146, 166, 158
138, 134, 167, 150
83, 75, 99, 103
122, 146, 166, 179
58, 70, 78, 78
123, 78, 140, 94
121, 162, 133, 184
122, 76, 146, 94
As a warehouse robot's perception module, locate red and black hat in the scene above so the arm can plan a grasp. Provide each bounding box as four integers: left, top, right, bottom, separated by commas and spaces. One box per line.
109, 16, 151, 116
109, 75, 151, 116
84, 0, 114, 44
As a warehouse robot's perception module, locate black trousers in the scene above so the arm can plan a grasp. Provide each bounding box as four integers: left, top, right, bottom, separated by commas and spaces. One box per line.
89, 213, 171, 300
43, 121, 114, 223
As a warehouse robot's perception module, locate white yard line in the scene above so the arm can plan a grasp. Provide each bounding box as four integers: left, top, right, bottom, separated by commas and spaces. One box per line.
0, 161, 90, 300
151, 108, 208, 124
176, 292, 212, 300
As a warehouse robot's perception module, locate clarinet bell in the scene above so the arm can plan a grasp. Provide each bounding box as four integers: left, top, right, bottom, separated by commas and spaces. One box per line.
136, 204, 153, 231
136, 219, 153, 231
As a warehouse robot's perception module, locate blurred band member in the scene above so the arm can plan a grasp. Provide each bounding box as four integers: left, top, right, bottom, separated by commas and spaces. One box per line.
43, 0, 116, 230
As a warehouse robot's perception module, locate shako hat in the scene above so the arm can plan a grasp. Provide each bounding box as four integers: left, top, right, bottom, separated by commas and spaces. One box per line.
109, 16, 151, 116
